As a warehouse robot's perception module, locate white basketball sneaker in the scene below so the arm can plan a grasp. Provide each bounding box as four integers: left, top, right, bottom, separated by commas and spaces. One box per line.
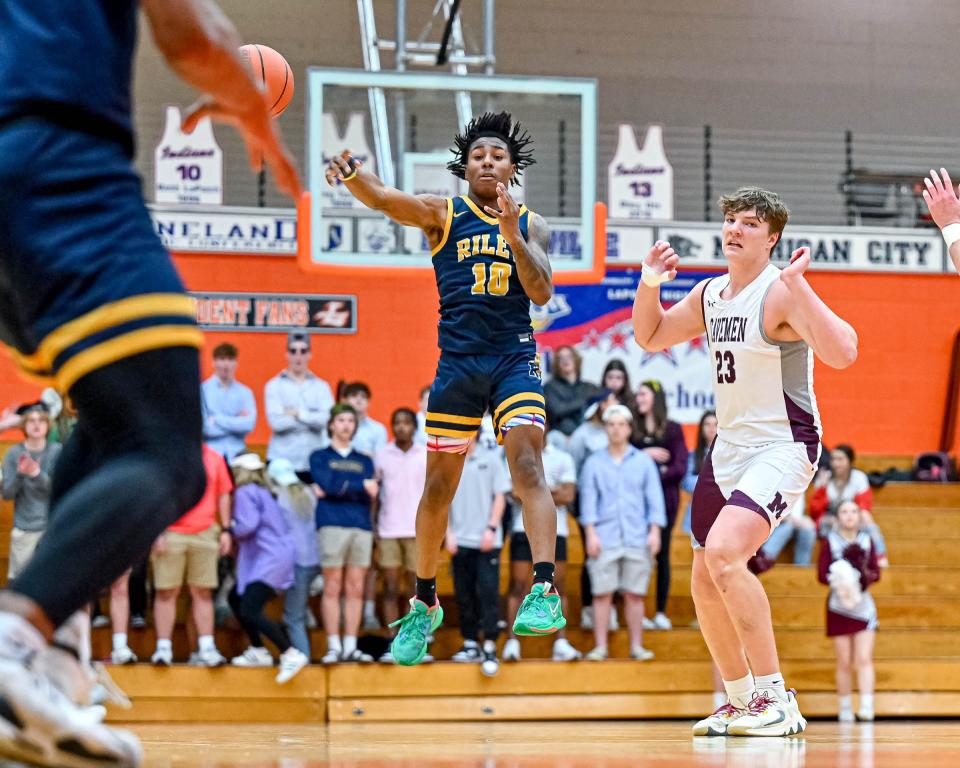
0, 612, 143, 768
727, 689, 807, 737
692, 701, 746, 736
502, 638, 521, 662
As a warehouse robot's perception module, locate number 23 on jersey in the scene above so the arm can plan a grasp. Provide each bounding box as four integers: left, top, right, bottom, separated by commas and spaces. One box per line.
715, 350, 736, 384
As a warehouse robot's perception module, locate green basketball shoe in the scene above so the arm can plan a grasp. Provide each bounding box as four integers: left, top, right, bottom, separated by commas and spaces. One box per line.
389, 598, 444, 666
512, 582, 566, 636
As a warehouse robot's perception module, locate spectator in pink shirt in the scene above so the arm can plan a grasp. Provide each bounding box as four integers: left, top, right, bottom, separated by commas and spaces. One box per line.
374, 408, 426, 661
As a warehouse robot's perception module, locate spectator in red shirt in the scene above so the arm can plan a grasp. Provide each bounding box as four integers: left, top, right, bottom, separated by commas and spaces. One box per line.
149, 444, 234, 667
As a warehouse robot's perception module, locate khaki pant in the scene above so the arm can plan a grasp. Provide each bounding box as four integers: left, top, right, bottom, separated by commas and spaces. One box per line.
377, 536, 417, 571
8, 528, 43, 580
151, 525, 221, 590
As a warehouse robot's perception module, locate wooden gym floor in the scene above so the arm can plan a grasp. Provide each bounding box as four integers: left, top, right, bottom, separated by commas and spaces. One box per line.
135, 721, 960, 767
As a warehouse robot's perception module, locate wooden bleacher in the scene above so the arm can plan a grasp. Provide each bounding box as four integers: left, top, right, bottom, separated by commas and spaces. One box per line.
4, 461, 960, 722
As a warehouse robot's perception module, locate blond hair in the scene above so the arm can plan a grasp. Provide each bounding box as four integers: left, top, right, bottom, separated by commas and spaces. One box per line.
232, 466, 268, 489
718, 187, 790, 245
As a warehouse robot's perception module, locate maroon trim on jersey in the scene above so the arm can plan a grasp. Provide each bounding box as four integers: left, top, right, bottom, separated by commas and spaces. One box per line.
691, 444, 726, 547
784, 392, 820, 463
727, 490, 770, 528
699, 277, 717, 343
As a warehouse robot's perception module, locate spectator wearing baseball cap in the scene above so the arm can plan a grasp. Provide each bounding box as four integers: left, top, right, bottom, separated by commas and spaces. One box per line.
579, 403, 666, 661
265, 332, 335, 478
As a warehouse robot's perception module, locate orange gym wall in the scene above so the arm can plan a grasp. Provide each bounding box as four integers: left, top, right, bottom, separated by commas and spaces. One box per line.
0, 254, 958, 456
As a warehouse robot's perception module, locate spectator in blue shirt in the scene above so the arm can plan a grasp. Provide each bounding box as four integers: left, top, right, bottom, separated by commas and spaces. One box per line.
580, 404, 666, 662
310, 403, 378, 664
201, 343, 257, 459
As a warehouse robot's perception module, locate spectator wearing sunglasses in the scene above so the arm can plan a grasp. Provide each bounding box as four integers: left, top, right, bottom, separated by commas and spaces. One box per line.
265, 332, 336, 481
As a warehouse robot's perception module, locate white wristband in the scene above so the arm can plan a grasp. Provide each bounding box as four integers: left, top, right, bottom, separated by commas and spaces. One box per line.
641, 263, 673, 288
943, 223, 960, 249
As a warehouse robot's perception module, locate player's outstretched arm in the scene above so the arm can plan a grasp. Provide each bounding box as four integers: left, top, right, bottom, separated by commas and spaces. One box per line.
142, 0, 300, 199
325, 151, 447, 237
765, 248, 858, 369
632, 241, 707, 352
482, 183, 552, 305
922, 168, 960, 275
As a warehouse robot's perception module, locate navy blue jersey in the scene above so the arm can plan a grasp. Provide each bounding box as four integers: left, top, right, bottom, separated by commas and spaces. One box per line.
432, 195, 537, 355
0, 1, 138, 153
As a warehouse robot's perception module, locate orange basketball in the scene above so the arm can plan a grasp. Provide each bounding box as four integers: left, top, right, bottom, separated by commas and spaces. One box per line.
239, 44, 294, 118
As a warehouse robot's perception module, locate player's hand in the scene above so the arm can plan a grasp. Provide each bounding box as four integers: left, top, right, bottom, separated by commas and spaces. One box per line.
182, 96, 301, 200
647, 526, 662, 558
780, 247, 810, 284
483, 182, 522, 242
922, 168, 960, 230
324, 151, 362, 187
644, 240, 679, 281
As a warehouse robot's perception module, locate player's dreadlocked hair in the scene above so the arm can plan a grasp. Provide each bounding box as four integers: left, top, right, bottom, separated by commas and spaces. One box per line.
447, 111, 535, 187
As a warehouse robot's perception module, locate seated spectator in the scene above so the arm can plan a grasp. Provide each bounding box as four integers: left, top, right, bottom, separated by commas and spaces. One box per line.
268, 458, 320, 660
228, 452, 306, 684
757, 495, 817, 567
150, 443, 233, 667
202, 343, 257, 459
2, 402, 61, 581
311, 404, 377, 664
632, 379, 687, 631
544, 345, 600, 440
447, 442, 511, 677
817, 500, 880, 723
601, 359, 634, 408
811, 444, 887, 565
374, 408, 426, 662
580, 404, 665, 661
503, 420, 580, 663
266, 332, 335, 480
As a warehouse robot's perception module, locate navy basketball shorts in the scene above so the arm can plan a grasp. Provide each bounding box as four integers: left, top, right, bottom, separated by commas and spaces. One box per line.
425, 347, 546, 453
0, 119, 202, 392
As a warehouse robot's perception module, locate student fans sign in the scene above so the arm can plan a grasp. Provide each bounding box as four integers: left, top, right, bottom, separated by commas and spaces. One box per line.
534, 270, 718, 424
190, 292, 357, 334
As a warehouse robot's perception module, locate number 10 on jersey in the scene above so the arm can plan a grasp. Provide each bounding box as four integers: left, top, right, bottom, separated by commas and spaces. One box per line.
715, 350, 736, 383
471, 262, 513, 296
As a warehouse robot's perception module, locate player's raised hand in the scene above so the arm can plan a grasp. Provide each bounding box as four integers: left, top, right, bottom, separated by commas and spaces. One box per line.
182, 95, 301, 200
922, 168, 960, 230
483, 182, 522, 241
324, 151, 362, 187
643, 240, 679, 281
780, 246, 811, 282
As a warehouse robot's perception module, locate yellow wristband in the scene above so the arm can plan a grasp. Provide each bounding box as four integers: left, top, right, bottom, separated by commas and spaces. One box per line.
339, 169, 358, 182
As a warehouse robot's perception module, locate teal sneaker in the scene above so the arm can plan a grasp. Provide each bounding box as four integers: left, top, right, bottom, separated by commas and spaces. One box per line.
513, 582, 566, 636
389, 598, 443, 666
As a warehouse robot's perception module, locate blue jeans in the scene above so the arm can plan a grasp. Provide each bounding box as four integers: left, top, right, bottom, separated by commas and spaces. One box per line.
761, 520, 816, 565
284, 564, 319, 656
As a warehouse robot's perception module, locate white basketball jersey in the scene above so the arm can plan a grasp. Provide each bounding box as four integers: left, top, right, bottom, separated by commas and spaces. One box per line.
702, 264, 822, 459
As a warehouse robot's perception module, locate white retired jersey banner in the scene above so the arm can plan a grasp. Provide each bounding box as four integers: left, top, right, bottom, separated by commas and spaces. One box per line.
534, 269, 718, 424
154, 106, 222, 205
607, 123, 674, 221
321, 112, 374, 210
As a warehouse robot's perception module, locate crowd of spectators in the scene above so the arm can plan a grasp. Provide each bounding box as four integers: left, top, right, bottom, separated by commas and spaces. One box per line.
0, 338, 889, 698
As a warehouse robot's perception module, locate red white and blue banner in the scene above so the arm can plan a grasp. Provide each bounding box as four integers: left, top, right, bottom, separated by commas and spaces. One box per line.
533, 269, 720, 424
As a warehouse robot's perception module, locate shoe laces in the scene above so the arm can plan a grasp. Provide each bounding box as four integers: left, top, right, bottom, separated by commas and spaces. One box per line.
388, 601, 432, 636
746, 691, 778, 715
713, 702, 743, 718
520, 586, 552, 618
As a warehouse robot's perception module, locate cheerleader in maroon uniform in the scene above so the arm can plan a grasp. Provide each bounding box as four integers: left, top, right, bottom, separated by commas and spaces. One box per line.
817, 500, 880, 722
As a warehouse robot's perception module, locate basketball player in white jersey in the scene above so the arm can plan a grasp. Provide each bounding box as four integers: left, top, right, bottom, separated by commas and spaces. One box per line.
921, 167, 960, 274
632, 187, 858, 737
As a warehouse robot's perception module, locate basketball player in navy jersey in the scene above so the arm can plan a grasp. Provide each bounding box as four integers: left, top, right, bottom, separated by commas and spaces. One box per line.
632, 188, 857, 737
326, 112, 566, 666
0, 1, 299, 765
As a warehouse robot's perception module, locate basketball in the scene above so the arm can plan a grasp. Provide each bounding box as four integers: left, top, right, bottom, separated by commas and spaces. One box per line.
239, 43, 294, 118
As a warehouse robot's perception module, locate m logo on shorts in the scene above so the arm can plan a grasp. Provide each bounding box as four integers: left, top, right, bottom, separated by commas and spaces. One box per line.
528, 354, 542, 380
767, 492, 788, 520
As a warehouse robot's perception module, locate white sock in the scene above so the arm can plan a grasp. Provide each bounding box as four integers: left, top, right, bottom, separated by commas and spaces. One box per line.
838, 694, 853, 712
198, 635, 215, 653
712, 691, 727, 709
156, 638, 172, 654
112, 632, 128, 651
754, 672, 787, 700
343, 635, 357, 656
723, 672, 756, 709
859, 693, 874, 713
483, 639, 496, 653
327, 634, 342, 653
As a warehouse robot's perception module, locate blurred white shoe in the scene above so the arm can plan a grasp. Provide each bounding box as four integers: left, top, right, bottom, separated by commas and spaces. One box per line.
231, 646, 273, 667
580, 606, 594, 630
194, 647, 228, 668
502, 638, 521, 662
110, 646, 138, 665
630, 646, 655, 661
150, 647, 172, 666
652, 613, 673, 630
275, 648, 309, 683
552, 638, 582, 661
642, 616, 655, 630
